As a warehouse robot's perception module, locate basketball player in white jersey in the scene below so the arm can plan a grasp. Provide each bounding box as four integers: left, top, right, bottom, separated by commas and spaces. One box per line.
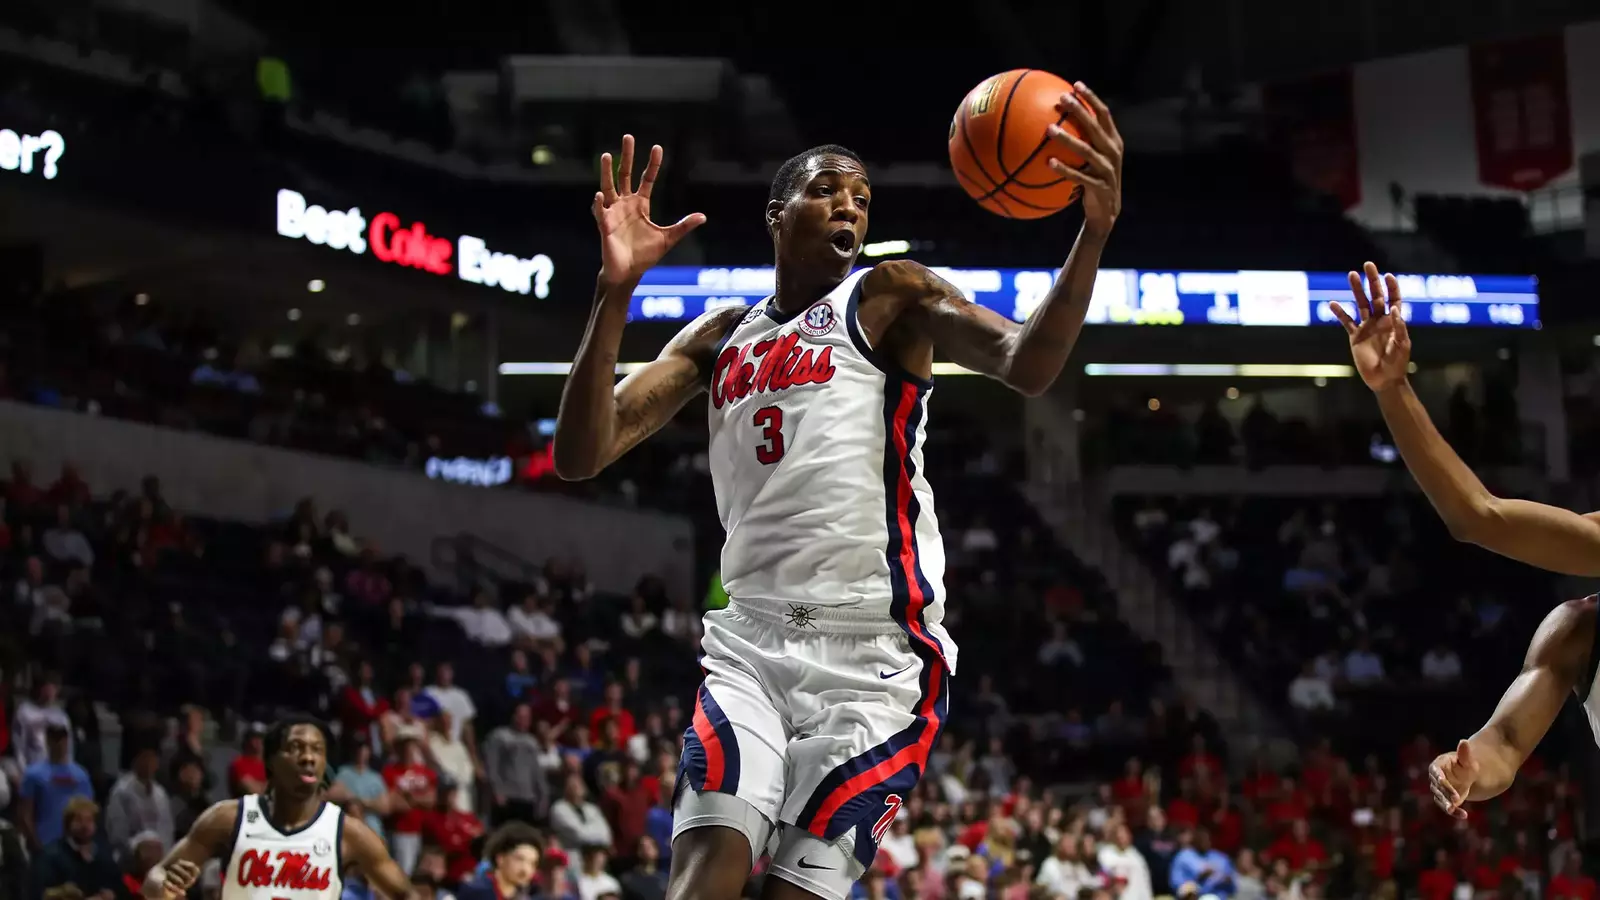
553, 87, 1123, 900
1333, 263, 1600, 818
143, 717, 414, 900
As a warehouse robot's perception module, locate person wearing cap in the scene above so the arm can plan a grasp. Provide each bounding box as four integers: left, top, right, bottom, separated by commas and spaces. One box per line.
18, 725, 92, 849
106, 747, 175, 853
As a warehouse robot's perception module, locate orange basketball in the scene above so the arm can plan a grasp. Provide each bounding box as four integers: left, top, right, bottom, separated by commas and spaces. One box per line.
948, 69, 1089, 219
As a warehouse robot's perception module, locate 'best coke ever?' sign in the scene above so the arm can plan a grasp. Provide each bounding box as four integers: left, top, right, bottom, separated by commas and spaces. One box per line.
275, 188, 554, 297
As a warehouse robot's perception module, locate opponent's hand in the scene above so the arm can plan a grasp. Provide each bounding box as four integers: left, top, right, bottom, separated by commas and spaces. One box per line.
161, 860, 201, 899
1330, 261, 1411, 393
593, 134, 706, 289
1428, 740, 1480, 819
1047, 82, 1123, 234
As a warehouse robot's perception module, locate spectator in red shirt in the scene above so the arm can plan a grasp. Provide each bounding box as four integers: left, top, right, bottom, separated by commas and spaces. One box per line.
1239, 754, 1278, 806
1551, 852, 1598, 900
383, 737, 439, 876
227, 728, 268, 796
340, 661, 390, 749
47, 464, 90, 508
602, 759, 655, 864
1166, 781, 1200, 831
588, 682, 638, 747
8, 461, 42, 510
1207, 791, 1243, 856
1416, 849, 1458, 900
1265, 819, 1327, 874
534, 678, 580, 740
1264, 776, 1310, 833
1178, 735, 1223, 783
423, 780, 487, 884
1111, 758, 1144, 809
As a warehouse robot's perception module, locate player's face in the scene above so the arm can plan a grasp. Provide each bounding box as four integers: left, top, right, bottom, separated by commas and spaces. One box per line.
273, 724, 326, 796
772, 155, 871, 282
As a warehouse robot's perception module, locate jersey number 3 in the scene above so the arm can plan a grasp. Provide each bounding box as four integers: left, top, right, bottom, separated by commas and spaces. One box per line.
753, 406, 785, 464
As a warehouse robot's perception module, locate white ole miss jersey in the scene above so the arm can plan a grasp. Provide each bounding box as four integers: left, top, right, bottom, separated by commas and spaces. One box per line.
706, 266, 956, 672
221, 795, 344, 900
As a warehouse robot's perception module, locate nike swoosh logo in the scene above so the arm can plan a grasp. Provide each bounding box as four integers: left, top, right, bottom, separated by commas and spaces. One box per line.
797, 857, 831, 871
879, 664, 913, 679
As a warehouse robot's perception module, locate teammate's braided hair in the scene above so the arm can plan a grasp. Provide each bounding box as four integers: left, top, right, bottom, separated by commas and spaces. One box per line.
767, 144, 865, 208
262, 714, 335, 794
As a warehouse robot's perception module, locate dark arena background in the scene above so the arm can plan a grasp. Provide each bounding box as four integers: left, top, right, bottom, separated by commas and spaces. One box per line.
3, 0, 1600, 899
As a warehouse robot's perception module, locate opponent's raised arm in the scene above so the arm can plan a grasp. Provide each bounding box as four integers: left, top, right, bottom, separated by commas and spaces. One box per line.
1333, 263, 1600, 576
889, 83, 1121, 397
552, 134, 712, 481
1430, 598, 1593, 815
143, 800, 236, 899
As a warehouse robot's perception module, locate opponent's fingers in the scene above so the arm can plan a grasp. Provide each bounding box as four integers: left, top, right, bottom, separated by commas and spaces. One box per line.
1046, 158, 1110, 191
1046, 125, 1113, 179
1073, 81, 1121, 148
1328, 301, 1358, 336
638, 144, 664, 200
617, 134, 636, 196
599, 153, 617, 205
1347, 271, 1372, 320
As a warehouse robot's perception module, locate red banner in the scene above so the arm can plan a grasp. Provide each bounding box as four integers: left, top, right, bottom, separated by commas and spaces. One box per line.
1263, 69, 1361, 211
1469, 33, 1573, 191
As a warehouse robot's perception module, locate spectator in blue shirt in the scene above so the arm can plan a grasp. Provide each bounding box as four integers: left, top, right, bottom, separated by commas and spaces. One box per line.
18, 726, 92, 849
1170, 829, 1235, 899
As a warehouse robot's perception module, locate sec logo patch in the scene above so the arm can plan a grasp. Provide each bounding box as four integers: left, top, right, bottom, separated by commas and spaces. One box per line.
798, 302, 836, 338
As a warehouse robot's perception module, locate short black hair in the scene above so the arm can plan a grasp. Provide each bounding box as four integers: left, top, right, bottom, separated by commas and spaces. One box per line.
263, 714, 332, 759
767, 144, 864, 207
485, 822, 542, 863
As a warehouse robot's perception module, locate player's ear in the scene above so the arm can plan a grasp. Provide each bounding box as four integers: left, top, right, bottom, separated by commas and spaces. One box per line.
764, 199, 783, 235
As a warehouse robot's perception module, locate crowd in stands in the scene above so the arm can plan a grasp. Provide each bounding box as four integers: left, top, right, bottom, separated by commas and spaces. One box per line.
1081, 381, 1524, 472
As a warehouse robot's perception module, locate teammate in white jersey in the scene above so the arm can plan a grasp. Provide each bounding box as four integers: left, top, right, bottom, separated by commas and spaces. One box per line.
143, 717, 413, 900
554, 87, 1123, 900
1332, 264, 1600, 817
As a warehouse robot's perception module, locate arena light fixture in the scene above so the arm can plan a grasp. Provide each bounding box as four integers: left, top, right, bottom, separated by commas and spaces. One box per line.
1082, 363, 1355, 379
498, 361, 982, 376
861, 240, 911, 257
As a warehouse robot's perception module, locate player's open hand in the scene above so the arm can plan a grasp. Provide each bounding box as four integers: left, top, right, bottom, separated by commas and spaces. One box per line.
161, 860, 201, 899
1047, 83, 1122, 234
593, 135, 706, 289
1330, 261, 1411, 393
1428, 740, 1480, 819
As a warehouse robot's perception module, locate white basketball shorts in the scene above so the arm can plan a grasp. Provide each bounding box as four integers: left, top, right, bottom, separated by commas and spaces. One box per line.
673, 600, 953, 899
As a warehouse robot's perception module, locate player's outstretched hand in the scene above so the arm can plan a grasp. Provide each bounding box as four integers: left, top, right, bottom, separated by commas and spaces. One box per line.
1428, 740, 1480, 819
1046, 82, 1122, 233
593, 135, 706, 289
161, 860, 201, 900
1330, 260, 1411, 393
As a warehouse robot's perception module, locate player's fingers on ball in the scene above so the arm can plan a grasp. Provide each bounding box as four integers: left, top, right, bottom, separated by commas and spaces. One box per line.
1047, 158, 1110, 190
1074, 82, 1119, 139
1046, 127, 1111, 176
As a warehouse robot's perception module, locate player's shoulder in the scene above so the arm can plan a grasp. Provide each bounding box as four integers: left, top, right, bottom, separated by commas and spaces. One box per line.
860, 259, 959, 301
668, 304, 748, 354
1530, 595, 1599, 671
